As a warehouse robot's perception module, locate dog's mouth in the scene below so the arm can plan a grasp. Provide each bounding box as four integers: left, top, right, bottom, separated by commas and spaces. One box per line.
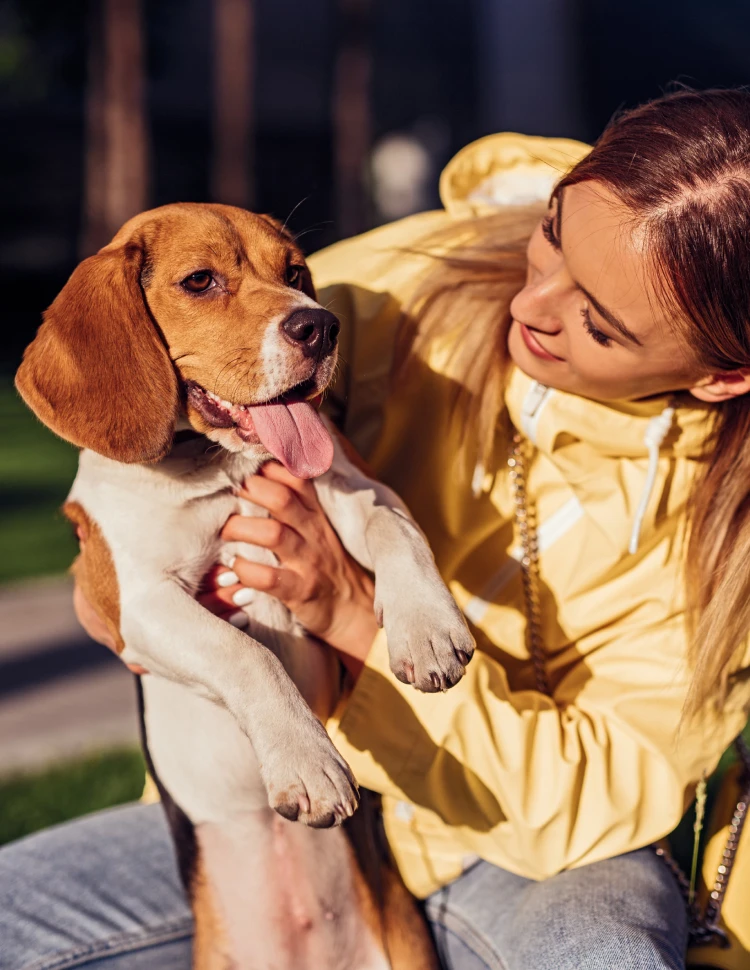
184, 379, 333, 479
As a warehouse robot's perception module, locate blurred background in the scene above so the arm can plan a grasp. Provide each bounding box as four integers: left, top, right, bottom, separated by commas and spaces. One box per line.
2, 0, 750, 845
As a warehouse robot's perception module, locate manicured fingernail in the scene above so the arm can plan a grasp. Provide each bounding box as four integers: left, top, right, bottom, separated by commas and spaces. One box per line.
232, 587, 254, 606
217, 570, 239, 587
227, 556, 237, 569
228, 610, 249, 628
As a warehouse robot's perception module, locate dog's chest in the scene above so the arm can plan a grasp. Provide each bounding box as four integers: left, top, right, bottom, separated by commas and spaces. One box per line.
71, 448, 274, 595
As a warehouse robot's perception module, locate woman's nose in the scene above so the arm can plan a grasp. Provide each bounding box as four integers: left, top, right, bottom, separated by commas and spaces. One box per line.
511, 272, 567, 333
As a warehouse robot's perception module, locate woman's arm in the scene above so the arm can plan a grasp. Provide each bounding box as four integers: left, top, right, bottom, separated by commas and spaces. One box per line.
217, 465, 750, 878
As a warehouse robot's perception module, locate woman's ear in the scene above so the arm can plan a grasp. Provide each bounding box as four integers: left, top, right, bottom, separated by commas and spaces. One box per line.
689, 368, 750, 403
15, 240, 179, 463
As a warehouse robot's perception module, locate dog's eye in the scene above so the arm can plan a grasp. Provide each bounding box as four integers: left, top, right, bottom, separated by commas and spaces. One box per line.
182, 272, 215, 293
286, 264, 305, 289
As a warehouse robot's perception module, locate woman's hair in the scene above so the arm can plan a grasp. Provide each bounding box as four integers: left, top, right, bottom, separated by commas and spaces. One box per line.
397, 89, 750, 716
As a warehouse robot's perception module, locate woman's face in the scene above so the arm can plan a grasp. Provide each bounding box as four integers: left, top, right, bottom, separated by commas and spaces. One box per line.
508, 180, 713, 401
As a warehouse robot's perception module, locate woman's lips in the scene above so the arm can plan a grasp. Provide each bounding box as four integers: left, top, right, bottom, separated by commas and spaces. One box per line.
519, 322, 563, 362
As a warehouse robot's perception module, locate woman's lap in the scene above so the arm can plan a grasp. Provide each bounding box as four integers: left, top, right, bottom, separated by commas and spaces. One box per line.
427, 847, 688, 970
0, 803, 687, 970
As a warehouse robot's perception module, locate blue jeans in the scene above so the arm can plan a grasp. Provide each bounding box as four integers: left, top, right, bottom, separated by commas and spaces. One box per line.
0, 803, 687, 970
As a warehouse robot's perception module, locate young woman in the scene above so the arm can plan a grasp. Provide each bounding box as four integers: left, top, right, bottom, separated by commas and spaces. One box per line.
4, 88, 750, 970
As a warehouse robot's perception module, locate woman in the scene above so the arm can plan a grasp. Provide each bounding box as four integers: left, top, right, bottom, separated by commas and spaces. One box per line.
4, 89, 750, 970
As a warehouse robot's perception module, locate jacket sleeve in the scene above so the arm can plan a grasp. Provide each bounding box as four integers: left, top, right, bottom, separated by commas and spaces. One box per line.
328, 615, 750, 880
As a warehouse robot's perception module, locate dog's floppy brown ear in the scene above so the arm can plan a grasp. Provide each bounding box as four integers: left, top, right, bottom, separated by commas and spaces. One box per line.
16, 241, 179, 463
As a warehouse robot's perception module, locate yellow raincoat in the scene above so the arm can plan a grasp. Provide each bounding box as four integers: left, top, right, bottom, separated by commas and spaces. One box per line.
310, 133, 750, 899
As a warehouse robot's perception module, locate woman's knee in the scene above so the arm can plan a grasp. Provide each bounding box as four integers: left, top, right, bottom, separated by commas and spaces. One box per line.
510, 848, 688, 970
424, 850, 687, 970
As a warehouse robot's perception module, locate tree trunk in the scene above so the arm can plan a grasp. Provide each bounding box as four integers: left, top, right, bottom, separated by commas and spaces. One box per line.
211, 0, 254, 208
333, 0, 372, 239
81, 0, 149, 256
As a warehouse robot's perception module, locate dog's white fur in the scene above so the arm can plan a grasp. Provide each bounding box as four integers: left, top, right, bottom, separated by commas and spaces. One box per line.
68, 426, 471, 968
70, 425, 473, 825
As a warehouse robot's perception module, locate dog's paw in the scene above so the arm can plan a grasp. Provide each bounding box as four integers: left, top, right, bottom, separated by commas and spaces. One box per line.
381, 591, 476, 693
262, 724, 359, 828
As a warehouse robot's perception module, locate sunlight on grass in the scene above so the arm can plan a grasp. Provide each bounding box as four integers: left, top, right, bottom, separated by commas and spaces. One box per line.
0, 748, 146, 846
0, 377, 78, 583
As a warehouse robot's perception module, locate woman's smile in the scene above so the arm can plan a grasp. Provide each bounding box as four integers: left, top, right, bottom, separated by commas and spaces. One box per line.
517, 320, 564, 362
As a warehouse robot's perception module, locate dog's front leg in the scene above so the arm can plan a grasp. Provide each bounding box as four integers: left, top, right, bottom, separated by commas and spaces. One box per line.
314, 441, 475, 693
120, 580, 358, 827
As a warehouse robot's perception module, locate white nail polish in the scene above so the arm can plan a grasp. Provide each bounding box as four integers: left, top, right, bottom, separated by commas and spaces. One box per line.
228, 610, 249, 628
232, 587, 254, 606
228, 556, 237, 569
217, 571, 239, 588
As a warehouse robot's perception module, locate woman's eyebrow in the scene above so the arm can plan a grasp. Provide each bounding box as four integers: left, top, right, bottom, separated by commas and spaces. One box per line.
580, 288, 643, 346
556, 187, 643, 348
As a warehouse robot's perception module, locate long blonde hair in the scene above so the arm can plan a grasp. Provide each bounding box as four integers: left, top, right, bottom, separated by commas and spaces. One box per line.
396, 91, 750, 718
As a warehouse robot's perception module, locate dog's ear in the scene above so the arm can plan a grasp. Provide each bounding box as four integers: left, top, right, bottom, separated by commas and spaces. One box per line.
15, 241, 179, 463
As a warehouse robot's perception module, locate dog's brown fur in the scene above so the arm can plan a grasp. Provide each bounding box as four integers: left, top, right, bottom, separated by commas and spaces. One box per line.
64, 501, 125, 655
191, 852, 234, 970
16, 205, 314, 464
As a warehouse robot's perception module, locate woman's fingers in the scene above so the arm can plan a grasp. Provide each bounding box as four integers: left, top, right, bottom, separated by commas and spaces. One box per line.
238, 467, 320, 526
199, 559, 305, 618
220, 514, 303, 561
73, 583, 116, 650
197, 588, 252, 629
232, 556, 305, 604
73, 583, 149, 673
236, 460, 317, 507
258, 460, 319, 503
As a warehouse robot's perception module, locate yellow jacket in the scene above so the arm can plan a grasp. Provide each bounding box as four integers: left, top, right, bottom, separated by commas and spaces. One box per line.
310, 133, 750, 898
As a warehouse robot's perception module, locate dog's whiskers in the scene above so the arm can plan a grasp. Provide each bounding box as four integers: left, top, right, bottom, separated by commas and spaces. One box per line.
280, 196, 311, 238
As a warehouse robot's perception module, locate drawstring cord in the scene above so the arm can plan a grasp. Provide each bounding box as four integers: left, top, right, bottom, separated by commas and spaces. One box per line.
474, 388, 675, 554
628, 405, 675, 555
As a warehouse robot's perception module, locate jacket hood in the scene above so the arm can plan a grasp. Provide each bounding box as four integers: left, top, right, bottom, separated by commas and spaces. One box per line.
439, 131, 592, 217
505, 367, 713, 463
504, 367, 713, 555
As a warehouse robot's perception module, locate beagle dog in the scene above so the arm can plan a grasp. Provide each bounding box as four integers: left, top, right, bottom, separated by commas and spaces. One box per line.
15, 203, 475, 970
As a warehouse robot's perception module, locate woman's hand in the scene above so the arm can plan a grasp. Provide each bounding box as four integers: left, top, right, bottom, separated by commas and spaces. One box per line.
73, 583, 149, 675
212, 462, 379, 678
74, 461, 379, 681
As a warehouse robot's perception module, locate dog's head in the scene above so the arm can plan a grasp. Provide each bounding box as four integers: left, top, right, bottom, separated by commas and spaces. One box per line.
15, 203, 340, 477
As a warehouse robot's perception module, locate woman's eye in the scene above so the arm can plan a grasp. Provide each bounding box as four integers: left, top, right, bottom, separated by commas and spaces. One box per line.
581, 308, 612, 347
286, 264, 305, 289
182, 272, 215, 293
541, 214, 561, 252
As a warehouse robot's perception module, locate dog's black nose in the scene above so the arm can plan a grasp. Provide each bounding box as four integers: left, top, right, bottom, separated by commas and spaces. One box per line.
281, 309, 339, 359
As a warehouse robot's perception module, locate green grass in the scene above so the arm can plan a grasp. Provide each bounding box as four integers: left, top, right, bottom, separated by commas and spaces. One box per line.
0, 376, 79, 583
0, 748, 146, 847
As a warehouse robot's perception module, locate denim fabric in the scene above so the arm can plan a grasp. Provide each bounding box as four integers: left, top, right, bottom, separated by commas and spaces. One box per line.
0, 803, 687, 970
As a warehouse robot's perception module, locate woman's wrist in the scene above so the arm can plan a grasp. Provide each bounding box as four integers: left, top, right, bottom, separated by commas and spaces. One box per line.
324, 577, 380, 679
328, 607, 380, 680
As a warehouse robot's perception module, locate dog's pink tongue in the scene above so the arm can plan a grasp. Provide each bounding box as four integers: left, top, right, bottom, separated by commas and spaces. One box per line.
248, 401, 333, 478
